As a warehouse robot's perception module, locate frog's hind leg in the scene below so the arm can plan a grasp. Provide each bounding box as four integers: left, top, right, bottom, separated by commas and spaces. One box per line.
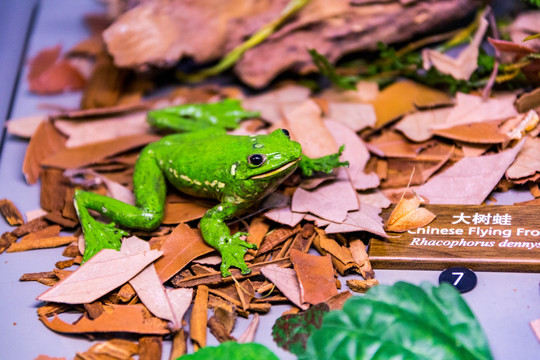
74, 146, 167, 262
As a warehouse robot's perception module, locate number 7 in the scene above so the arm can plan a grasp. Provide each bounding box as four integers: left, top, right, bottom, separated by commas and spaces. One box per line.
452, 272, 464, 286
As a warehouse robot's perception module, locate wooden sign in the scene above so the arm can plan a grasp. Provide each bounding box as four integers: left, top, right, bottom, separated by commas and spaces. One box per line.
369, 205, 540, 272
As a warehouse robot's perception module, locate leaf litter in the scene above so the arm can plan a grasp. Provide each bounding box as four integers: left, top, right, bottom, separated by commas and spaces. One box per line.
2, 3, 540, 359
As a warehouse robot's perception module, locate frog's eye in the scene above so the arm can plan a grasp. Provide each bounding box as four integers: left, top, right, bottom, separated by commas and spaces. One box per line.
281, 129, 290, 138
248, 154, 266, 167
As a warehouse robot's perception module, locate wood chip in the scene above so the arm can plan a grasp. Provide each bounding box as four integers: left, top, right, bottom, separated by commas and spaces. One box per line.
258, 226, 300, 254
190, 285, 209, 351
346, 278, 379, 293
40, 304, 169, 335
7, 235, 77, 253
0, 199, 24, 226
139, 336, 163, 360
74, 339, 138, 360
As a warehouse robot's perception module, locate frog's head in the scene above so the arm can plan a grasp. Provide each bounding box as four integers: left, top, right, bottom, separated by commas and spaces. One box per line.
235, 129, 302, 181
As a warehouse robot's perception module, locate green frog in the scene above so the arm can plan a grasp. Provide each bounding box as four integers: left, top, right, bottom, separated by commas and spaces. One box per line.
74, 99, 347, 276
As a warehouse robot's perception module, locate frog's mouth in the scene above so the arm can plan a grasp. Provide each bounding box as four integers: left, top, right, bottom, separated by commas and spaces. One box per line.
249, 158, 301, 180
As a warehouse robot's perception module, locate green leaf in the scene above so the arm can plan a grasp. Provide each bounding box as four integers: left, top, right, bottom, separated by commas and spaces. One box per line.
301, 281, 493, 360
177, 342, 279, 360
308, 49, 358, 90
272, 303, 330, 356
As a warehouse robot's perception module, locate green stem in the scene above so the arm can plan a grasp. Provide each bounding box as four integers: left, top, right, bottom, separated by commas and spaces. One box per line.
178, 0, 311, 82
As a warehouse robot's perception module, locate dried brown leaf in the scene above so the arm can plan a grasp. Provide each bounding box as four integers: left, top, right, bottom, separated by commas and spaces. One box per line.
432, 92, 518, 130
153, 223, 213, 283
416, 140, 526, 204
283, 99, 338, 158
371, 80, 453, 128
162, 202, 210, 224
432, 121, 507, 144
23, 120, 67, 184
37, 248, 162, 304
260, 264, 307, 310
324, 204, 387, 238
41, 134, 160, 170
324, 102, 376, 132
292, 169, 358, 223
326, 119, 379, 190
395, 107, 453, 142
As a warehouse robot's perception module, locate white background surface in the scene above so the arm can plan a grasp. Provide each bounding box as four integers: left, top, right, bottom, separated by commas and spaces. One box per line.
0, 1, 538, 359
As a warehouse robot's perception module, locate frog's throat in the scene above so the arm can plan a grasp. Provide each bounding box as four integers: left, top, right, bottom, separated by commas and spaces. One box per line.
249, 157, 301, 180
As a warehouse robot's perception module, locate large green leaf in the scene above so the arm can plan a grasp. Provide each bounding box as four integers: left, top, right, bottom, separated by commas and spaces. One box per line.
177, 342, 279, 360
301, 281, 493, 360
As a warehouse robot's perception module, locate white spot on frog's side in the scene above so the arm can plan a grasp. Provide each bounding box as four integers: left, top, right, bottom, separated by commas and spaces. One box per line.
218, 182, 225, 189
102, 207, 108, 214
193, 180, 201, 186
205, 180, 218, 187
159, 160, 164, 166
180, 174, 193, 183
230, 164, 237, 176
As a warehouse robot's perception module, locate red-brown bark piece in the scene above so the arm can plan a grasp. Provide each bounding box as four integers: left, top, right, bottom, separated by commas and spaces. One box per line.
290, 249, 337, 305
39, 304, 169, 335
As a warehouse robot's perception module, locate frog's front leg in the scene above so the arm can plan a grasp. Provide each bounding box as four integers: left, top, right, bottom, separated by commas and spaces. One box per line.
74, 145, 166, 262
199, 203, 257, 277
299, 145, 349, 177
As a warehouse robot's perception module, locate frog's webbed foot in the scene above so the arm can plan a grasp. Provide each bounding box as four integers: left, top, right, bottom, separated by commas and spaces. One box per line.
218, 231, 257, 277
81, 217, 129, 262
299, 145, 349, 177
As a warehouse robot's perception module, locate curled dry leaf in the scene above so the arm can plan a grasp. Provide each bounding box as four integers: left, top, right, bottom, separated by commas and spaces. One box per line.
386, 191, 436, 232
37, 248, 162, 304
237, 313, 260, 344
422, 17, 488, 80
39, 304, 169, 335
506, 136, 540, 180
432, 120, 508, 144
416, 140, 526, 205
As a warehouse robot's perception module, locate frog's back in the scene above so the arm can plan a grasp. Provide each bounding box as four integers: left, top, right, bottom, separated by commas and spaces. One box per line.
151, 131, 243, 201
